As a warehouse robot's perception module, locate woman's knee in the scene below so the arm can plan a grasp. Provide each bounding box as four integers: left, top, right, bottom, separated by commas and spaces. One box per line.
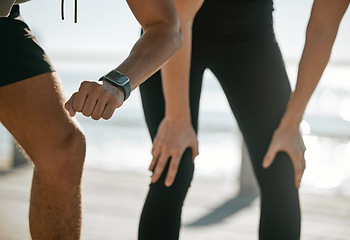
150, 148, 194, 202
259, 152, 299, 207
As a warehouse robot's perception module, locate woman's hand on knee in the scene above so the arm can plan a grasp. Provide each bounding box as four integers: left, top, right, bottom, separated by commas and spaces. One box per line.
65, 80, 124, 120
262, 124, 306, 189
150, 118, 198, 187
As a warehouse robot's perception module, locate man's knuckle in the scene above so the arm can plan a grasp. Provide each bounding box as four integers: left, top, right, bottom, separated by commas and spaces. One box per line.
102, 114, 112, 120
108, 97, 119, 106
91, 114, 100, 121
80, 81, 91, 90
72, 104, 81, 112
82, 111, 91, 117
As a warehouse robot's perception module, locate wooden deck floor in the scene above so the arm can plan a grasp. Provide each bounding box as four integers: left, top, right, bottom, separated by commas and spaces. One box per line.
0, 166, 349, 240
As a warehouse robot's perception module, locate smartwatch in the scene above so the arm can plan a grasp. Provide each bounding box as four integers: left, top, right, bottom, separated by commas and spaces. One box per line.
99, 70, 131, 101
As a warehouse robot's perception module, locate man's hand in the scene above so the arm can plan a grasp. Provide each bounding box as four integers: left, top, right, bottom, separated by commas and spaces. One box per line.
262, 124, 306, 189
150, 118, 199, 187
65, 80, 124, 120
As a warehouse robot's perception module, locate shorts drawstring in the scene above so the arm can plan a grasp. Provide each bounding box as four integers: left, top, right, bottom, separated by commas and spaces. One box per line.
74, 0, 77, 23
61, 0, 78, 23
61, 0, 64, 20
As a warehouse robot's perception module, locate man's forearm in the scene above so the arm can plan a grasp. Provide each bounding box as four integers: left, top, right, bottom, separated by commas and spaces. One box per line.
115, 22, 182, 91
114, 0, 185, 92
65, 0, 185, 120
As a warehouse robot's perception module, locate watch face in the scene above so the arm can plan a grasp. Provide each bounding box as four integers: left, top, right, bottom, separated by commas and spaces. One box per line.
115, 76, 129, 86
105, 71, 129, 86
102, 70, 131, 101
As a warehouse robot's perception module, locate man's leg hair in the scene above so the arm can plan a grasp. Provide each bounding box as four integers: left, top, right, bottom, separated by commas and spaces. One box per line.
0, 72, 86, 240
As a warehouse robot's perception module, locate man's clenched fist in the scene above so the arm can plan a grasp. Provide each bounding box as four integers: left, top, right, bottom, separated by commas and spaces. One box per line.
65, 80, 124, 120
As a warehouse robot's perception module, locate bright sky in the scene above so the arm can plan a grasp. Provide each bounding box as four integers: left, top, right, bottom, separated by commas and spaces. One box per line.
19, 0, 350, 62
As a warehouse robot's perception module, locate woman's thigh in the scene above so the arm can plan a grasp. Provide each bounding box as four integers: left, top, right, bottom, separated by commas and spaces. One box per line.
210, 40, 292, 180
210, 40, 300, 238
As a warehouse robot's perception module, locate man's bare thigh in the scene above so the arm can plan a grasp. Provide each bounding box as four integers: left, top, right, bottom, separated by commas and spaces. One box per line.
0, 72, 81, 159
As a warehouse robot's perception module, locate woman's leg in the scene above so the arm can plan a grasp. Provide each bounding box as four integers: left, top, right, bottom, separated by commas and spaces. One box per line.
138, 58, 206, 240
210, 40, 301, 240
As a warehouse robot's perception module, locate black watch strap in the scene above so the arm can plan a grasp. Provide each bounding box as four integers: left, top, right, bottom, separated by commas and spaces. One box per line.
99, 70, 131, 101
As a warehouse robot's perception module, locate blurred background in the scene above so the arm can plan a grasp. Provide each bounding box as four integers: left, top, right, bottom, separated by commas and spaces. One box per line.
1, 0, 350, 197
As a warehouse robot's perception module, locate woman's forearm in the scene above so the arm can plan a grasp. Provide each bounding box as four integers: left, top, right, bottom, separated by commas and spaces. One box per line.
280, 0, 349, 128
162, 20, 193, 123
281, 31, 337, 127
161, 0, 204, 123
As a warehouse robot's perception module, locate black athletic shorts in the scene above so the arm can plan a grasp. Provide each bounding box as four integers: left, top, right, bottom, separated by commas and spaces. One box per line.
0, 5, 54, 87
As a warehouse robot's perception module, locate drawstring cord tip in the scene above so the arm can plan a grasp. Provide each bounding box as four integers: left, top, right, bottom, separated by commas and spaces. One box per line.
74, 0, 77, 23
61, 0, 78, 23
61, 0, 64, 20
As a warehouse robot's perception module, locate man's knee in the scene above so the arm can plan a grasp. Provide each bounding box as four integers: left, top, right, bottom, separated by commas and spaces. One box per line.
60, 126, 86, 166
33, 126, 86, 179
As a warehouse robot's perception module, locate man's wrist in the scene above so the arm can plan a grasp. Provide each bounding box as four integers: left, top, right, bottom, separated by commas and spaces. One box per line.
101, 79, 125, 99
99, 70, 131, 101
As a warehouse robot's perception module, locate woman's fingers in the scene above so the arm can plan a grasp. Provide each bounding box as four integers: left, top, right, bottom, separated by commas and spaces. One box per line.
263, 127, 306, 189
191, 140, 199, 162
151, 152, 169, 184
289, 148, 306, 189
149, 118, 198, 186
165, 152, 181, 187
150, 143, 184, 187
262, 139, 278, 169
149, 143, 161, 171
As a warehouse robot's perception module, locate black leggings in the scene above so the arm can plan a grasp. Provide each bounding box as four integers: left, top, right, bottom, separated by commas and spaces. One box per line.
138, 1, 300, 239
